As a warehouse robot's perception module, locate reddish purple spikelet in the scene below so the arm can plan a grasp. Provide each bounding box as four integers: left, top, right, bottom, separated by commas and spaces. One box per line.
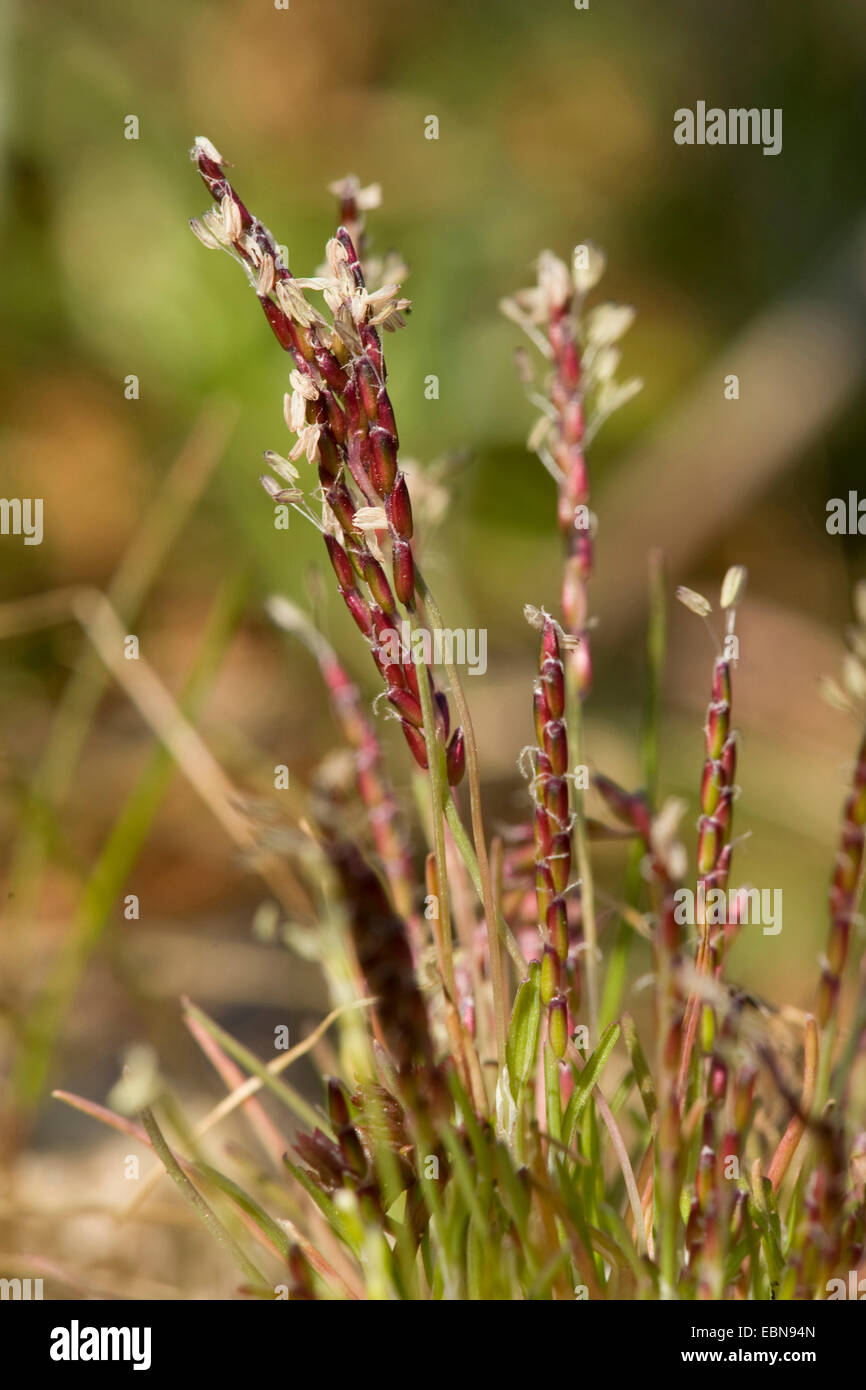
446, 728, 466, 786
386, 474, 414, 540
387, 687, 424, 729
324, 534, 356, 591
392, 539, 415, 606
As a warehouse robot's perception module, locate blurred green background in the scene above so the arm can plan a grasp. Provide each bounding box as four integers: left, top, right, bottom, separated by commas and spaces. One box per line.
1, 0, 865, 1296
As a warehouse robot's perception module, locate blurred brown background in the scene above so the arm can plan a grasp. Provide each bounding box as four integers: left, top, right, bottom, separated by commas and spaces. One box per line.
1, 0, 865, 1296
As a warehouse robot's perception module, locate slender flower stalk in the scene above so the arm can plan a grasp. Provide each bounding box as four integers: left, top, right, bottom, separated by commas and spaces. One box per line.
818, 726, 866, 1028
503, 248, 640, 1041
679, 654, 736, 1082
594, 772, 688, 1291
814, 584, 866, 1112
414, 571, 509, 1072
675, 570, 745, 1100
811, 581, 866, 1123
530, 615, 575, 1060
266, 597, 419, 943
792, 1125, 847, 1297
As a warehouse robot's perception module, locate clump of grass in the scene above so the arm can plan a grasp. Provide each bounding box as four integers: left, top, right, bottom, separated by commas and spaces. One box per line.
58, 140, 866, 1301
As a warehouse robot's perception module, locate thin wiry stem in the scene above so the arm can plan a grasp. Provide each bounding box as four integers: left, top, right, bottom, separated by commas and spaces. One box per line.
139, 1106, 269, 1290
580, 1062, 649, 1257
119, 997, 376, 1224
568, 679, 599, 1040
415, 568, 508, 1073
767, 1016, 818, 1193
410, 608, 457, 1003
443, 796, 526, 973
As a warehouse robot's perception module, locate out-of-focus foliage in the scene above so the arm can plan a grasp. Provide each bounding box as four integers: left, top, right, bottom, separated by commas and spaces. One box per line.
1, 0, 865, 1297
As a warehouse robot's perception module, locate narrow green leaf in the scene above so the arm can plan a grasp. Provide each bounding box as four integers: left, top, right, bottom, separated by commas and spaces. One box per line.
622, 1012, 657, 1126
196, 1162, 291, 1260
749, 1174, 784, 1289
506, 960, 542, 1102
185, 1001, 323, 1133
437, 1125, 489, 1234
446, 1067, 493, 1184
563, 1022, 621, 1145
